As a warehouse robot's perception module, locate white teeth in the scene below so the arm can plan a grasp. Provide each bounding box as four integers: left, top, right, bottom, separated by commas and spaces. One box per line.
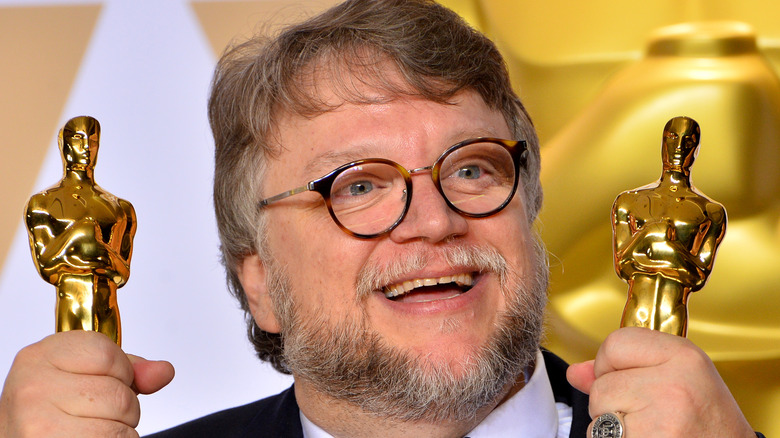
383, 273, 474, 298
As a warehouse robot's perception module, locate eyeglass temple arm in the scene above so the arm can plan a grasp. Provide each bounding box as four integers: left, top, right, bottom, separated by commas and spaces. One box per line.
259, 184, 312, 207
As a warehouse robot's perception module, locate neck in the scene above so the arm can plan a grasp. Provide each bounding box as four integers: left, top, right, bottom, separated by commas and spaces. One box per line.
295, 374, 524, 438
64, 165, 94, 181
659, 166, 691, 187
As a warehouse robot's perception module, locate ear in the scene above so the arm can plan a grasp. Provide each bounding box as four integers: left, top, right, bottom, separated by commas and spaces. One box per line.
237, 254, 281, 333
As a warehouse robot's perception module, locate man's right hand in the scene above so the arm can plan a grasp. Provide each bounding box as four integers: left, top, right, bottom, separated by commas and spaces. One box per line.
0, 330, 174, 437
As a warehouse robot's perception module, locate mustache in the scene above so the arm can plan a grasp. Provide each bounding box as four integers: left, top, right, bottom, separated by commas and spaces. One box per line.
355, 244, 509, 300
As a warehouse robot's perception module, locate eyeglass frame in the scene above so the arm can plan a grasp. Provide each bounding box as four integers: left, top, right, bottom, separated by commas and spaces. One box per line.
258, 137, 528, 239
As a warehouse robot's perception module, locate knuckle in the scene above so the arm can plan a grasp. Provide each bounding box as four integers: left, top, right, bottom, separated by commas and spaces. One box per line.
94, 337, 119, 372
678, 342, 709, 367
12, 379, 43, 406
108, 423, 141, 438
12, 343, 43, 371
588, 379, 603, 404
1, 386, 47, 434
16, 422, 52, 437
587, 380, 606, 418
111, 383, 140, 425
664, 379, 698, 410
601, 330, 621, 357
6, 409, 59, 438
87, 420, 140, 438
13, 344, 35, 363
7, 371, 54, 409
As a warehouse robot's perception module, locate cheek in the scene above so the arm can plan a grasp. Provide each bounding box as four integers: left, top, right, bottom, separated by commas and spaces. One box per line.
479, 202, 535, 270
266, 212, 371, 318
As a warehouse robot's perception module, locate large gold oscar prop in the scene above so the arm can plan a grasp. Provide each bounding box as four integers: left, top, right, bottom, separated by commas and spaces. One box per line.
25, 116, 136, 346
612, 117, 726, 337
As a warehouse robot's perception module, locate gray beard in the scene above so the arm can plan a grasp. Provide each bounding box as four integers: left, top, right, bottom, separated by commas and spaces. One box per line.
268, 240, 549, 422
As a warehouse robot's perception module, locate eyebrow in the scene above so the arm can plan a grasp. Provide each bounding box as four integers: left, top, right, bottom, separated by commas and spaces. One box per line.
302, 129, 509, 180
303, 145, 379, 179
446, 128, 505, 144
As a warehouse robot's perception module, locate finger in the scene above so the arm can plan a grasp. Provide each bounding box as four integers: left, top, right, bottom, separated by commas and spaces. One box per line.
127, 355, 175, 395
593, 327, 691, 378
566, 360, 595, 394
587, 412, 632, 438
32, 415, 140, 438
52, 374, 141, 428
78, 417, 140, 438
1, 382, 139, 438
38, 331, 135, 387
587, 365, 654, 419
8, 349, 141, 428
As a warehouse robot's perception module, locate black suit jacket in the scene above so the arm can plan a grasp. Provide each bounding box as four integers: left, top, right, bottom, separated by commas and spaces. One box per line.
146, 350, 591, 437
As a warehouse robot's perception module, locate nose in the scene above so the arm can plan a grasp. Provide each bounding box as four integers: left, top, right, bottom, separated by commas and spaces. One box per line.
388, 170, 468, 243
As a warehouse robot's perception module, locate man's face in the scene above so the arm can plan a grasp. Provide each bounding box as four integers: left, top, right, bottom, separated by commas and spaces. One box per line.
243, 84, 545, 418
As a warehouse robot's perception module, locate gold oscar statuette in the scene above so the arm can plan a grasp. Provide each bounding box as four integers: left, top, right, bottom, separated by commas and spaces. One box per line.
25, 116, 136, 346
611, 116, 726, 337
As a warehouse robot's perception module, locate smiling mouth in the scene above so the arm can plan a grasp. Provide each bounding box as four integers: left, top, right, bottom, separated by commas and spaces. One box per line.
383, 273, 474, 301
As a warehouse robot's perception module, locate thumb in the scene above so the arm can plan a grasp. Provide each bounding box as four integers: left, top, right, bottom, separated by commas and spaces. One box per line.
127, 354, 175, 395
566, 360, 596, 395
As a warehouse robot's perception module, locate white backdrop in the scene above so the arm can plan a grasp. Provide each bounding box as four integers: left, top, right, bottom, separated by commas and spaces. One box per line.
0, 0, 293, 434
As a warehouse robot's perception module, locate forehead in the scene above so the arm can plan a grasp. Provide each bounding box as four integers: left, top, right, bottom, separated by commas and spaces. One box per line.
267, 89, 510, 185
666, 118, 699, 137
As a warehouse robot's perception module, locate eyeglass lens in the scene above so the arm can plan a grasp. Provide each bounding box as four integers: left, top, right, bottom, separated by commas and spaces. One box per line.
329, 162, 408, 236
329, 140, 516, 236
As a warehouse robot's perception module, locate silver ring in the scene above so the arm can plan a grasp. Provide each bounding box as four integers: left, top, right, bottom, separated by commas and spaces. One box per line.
590, 412, 625, 438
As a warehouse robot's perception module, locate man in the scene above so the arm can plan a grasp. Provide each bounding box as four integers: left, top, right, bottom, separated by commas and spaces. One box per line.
0, 1, 760, 437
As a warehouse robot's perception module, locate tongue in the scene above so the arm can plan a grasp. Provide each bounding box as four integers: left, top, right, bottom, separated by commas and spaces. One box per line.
393, 284, 463, 303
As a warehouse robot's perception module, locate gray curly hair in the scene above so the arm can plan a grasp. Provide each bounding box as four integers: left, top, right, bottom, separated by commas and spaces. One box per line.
209, 0, 542, 373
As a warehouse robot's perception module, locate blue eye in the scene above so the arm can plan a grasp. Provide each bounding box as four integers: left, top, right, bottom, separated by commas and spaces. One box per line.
348, 181, 374, 196
456, 165, 482, 179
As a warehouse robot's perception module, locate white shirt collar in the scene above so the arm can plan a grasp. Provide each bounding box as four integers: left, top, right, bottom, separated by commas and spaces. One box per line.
466, 350, 571, 438
300, 350, 572, 438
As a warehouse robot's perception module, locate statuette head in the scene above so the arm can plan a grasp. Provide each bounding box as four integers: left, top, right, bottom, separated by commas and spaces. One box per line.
60, 116, 101, 168
662, 116, 700, 170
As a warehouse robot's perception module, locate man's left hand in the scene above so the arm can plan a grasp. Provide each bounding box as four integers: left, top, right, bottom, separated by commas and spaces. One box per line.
567, 327, 755, 437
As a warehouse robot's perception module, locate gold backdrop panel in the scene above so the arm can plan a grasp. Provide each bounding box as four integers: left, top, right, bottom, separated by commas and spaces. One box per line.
480, 0, 780, 142
192, 0, 340, 57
